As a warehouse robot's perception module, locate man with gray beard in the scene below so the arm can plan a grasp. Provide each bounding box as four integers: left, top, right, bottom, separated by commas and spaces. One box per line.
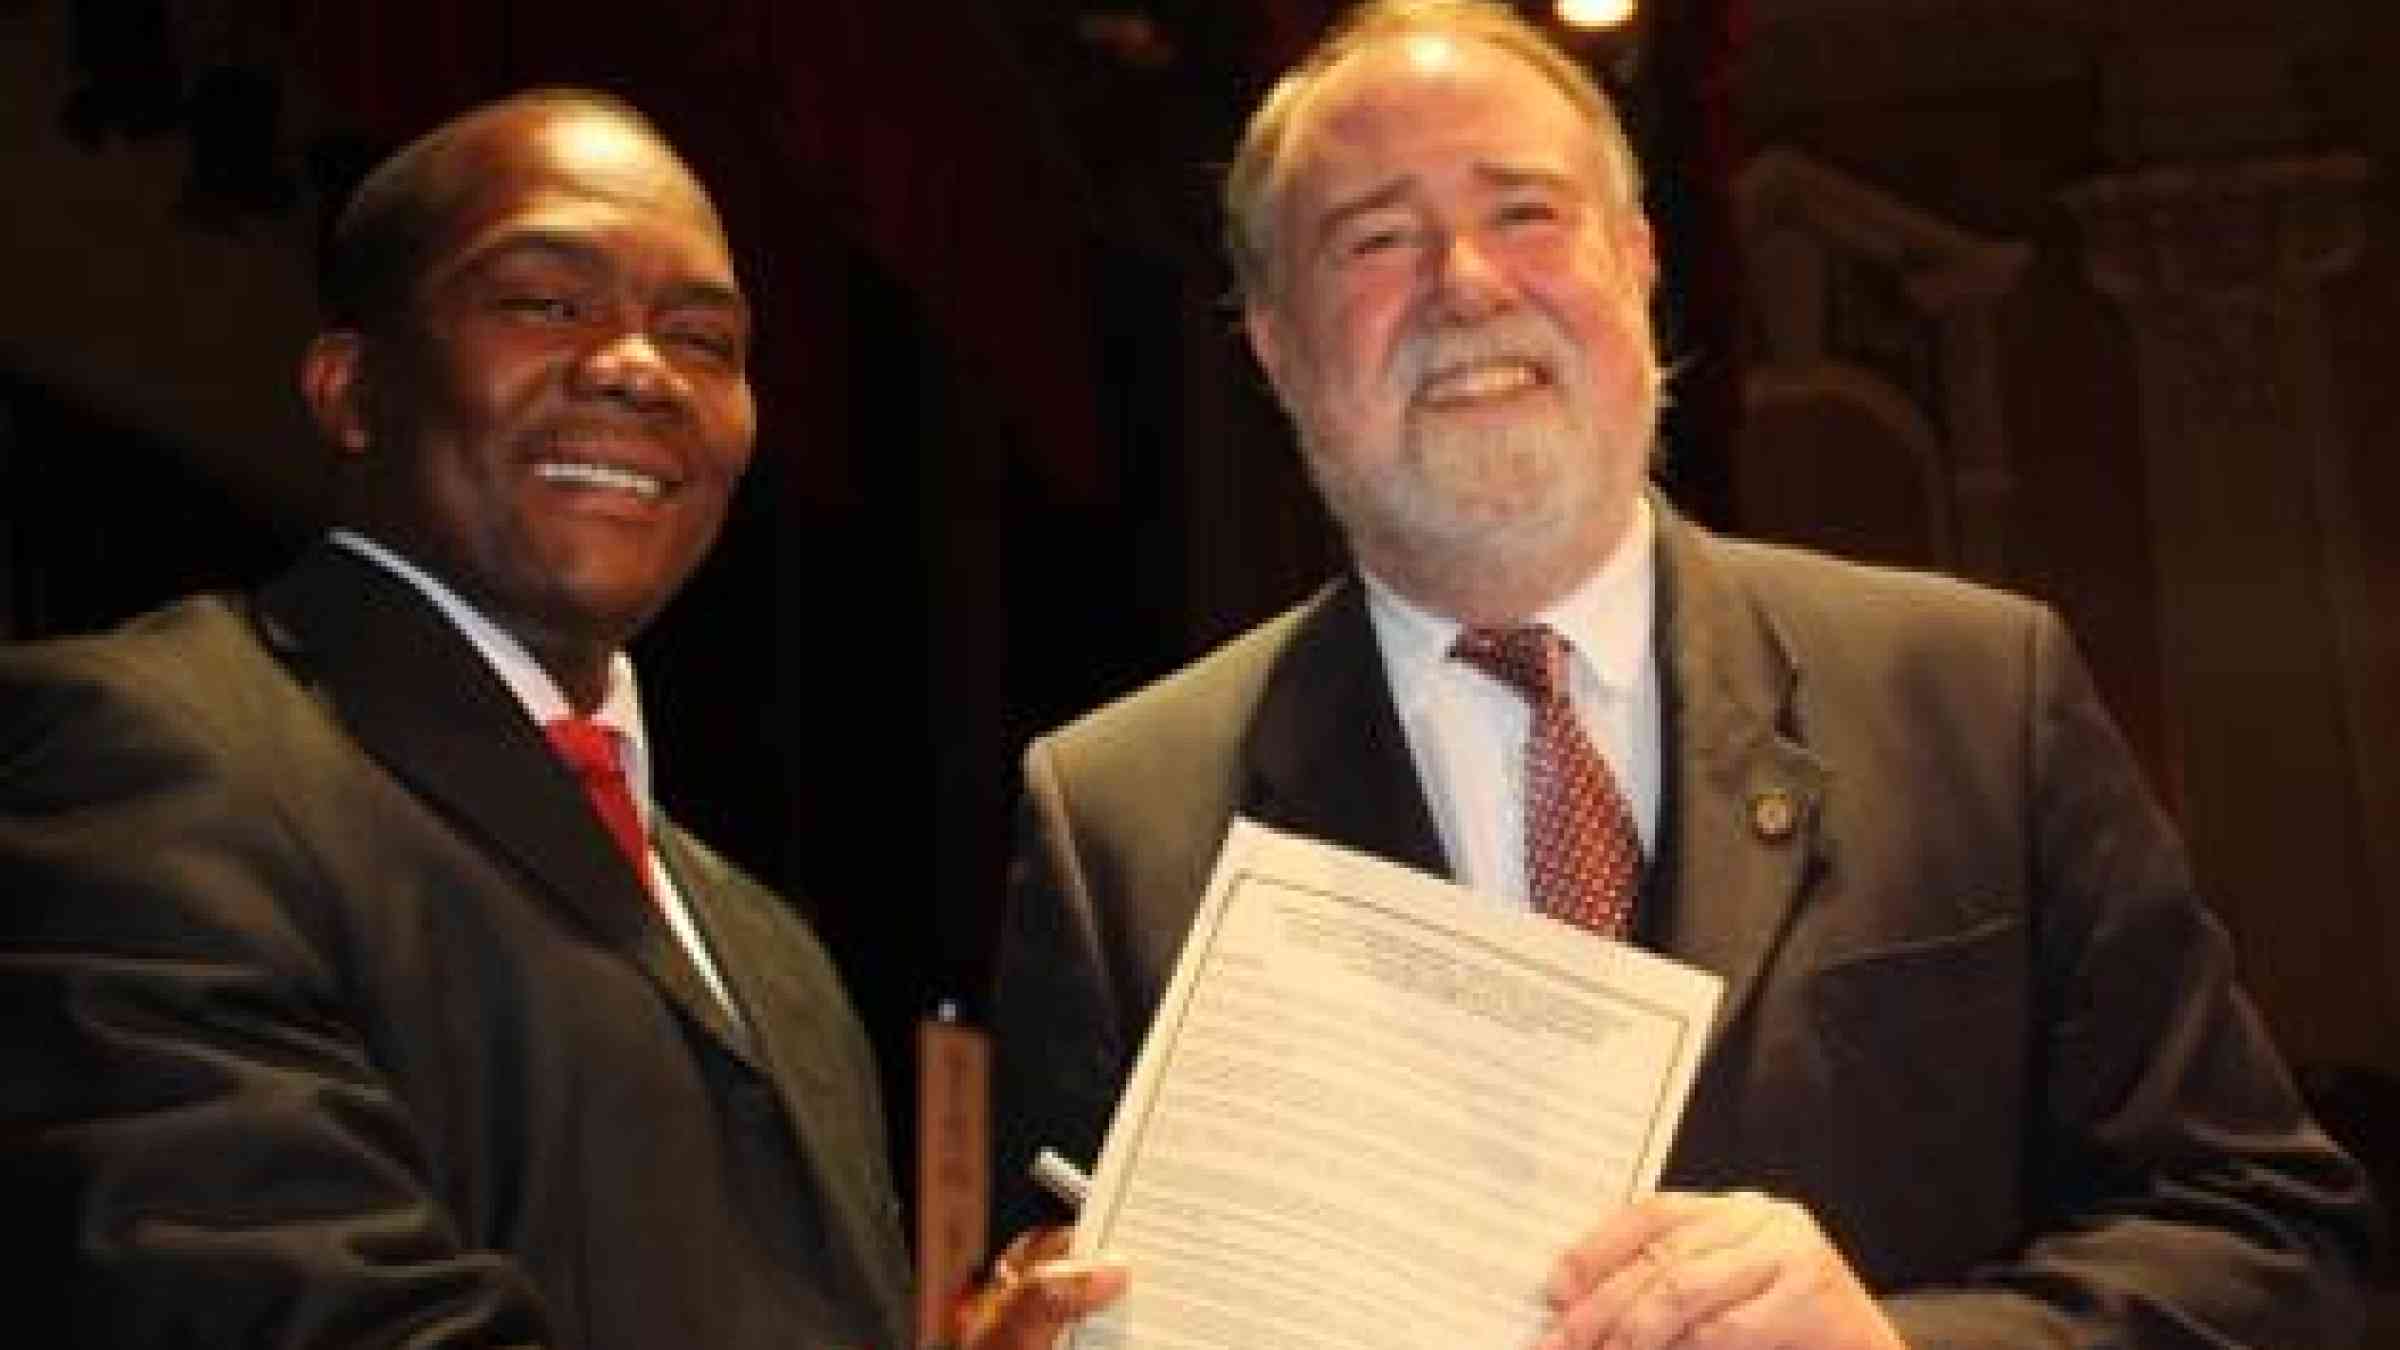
990, 2, 2373, 1347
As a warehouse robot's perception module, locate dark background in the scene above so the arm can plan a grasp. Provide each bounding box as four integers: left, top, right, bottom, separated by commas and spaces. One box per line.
4, 0, 2395, 1299
0, 0, 1739, 1164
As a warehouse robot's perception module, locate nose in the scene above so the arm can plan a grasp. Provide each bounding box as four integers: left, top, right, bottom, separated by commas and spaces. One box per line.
1427, 230, 1517, 324
569, 329, 681, 410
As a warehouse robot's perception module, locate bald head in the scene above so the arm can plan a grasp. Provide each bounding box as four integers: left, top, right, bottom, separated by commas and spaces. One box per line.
1225, 0, 1641, 305
320, 90, 719, 336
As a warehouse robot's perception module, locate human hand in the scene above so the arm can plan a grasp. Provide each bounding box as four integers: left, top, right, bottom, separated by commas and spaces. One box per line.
1537, 1191, 1903, 1350
957, 1226, 1128, 1350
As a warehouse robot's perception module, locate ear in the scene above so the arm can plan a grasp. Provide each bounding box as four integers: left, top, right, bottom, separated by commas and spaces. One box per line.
299, 331, 373, 457
1614, 211, 1658, 299
1242, 297, 1295, 406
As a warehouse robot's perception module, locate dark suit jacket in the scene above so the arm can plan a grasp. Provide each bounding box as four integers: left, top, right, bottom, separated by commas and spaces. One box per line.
0, 545, 911, 1349
992, 505, 2374, 1347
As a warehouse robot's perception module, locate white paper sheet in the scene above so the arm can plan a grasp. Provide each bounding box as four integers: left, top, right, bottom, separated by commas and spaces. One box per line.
1067, 819, 1722, 1350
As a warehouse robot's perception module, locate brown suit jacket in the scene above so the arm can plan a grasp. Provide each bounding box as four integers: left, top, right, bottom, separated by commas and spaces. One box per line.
992, 504, 2373, 1346
0, 544, 911, 1348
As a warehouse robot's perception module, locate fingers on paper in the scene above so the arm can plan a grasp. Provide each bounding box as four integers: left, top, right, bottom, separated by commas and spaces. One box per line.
965, 1227, 1129, 1350
1538, 1191, 1890, 1350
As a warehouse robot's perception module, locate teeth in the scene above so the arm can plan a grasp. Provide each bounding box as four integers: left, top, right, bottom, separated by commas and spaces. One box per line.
536, 461, 663, 499
1422, 361, 1539, 402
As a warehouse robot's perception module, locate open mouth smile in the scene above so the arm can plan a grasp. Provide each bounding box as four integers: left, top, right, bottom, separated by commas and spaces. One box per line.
1416, 358, 1548, 407
534, 459, 668, 500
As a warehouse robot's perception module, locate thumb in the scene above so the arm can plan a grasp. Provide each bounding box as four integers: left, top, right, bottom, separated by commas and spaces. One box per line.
968, 1255, 1129, 1350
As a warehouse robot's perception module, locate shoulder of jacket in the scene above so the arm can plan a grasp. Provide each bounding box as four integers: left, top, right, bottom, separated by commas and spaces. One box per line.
1036, 585, 1330, 762
1696, 530, 2051, 644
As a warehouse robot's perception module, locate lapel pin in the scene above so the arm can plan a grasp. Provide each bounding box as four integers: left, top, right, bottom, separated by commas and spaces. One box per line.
1749, 788, 1798, 842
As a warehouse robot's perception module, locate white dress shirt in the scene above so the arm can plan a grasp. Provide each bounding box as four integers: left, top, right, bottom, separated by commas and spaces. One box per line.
1364, 496, 1661, 914
329, 530, 742, 1020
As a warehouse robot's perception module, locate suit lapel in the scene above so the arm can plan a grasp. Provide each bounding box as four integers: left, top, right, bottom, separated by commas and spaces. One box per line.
1650, 506, 1828, 1043
1237, 530, 1825, 1045
656, 829, 910, 1342
252, 544, 756, 1065
1241, 578, 1450, 878
656, 831, 801, 1076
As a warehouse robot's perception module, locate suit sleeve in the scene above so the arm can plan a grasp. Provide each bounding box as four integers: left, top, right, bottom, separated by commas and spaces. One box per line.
0, 648, 552, 1347
1880, 607, 2377, 1347
988, 739, 1135, 1244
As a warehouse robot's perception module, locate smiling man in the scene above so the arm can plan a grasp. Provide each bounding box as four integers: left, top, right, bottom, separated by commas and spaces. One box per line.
991, 3, 2374, 1347
302, 91, 758, 714
0, 90, 1119, 1349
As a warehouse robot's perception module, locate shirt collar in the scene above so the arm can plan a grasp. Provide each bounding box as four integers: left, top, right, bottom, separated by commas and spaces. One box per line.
328, 529, 656, 822
1364, 494, 1656, 710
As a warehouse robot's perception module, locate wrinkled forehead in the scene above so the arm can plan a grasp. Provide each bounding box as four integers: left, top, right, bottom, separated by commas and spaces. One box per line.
1274, 33, 1605, 211
425, 109, 734, 277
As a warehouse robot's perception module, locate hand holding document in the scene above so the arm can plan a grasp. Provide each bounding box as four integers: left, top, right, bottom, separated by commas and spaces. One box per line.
1066, 819, 1722, 1350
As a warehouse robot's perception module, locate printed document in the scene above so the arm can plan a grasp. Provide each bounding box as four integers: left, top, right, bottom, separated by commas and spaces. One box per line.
1067, 818, 1722, 1350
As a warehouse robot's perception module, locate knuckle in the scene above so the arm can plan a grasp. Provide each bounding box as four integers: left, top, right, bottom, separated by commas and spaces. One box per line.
1034, 1280, 1076, 1321
1631, 1246, 1690, 1322
1693, 1303, 1767, 1348
1552, 1296, 1606, 1347
1653, 1262, 1695, 1316
1621, 1299, 1683, 1350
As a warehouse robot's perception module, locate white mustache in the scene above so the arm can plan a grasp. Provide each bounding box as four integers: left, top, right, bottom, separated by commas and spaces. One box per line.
1392, 314, 1575, 397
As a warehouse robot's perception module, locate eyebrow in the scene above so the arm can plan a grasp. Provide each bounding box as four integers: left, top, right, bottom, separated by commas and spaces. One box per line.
1311, 160, 1583, 245
1313, 178, 1417, 250
1475, 162, 1578, 195
457, 232, 749, 318
660, 279, 749, 321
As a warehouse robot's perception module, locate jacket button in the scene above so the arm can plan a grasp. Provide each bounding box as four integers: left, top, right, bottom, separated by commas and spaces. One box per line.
1749, 788, 1798, 842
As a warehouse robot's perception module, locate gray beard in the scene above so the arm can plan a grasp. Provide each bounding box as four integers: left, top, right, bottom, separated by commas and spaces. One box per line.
1302, 402, 1605, 604
1282, 308, 1660, 613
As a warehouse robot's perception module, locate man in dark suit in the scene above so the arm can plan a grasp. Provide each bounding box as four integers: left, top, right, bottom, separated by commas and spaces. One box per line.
1, 89, 1117, 1348
991, 3, 2374, 1346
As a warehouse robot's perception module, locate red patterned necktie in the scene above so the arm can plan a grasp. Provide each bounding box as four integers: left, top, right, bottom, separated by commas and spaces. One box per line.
1452, 624, 1643, 939
544, 716, 654, 896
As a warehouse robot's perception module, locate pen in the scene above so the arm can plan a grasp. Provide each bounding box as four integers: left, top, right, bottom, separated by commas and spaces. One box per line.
1030, 1148, 1092, 1212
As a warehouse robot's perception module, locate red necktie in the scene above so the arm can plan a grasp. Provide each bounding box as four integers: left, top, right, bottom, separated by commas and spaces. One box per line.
545, 716, 653, 895
1452, 624, 1643, 939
